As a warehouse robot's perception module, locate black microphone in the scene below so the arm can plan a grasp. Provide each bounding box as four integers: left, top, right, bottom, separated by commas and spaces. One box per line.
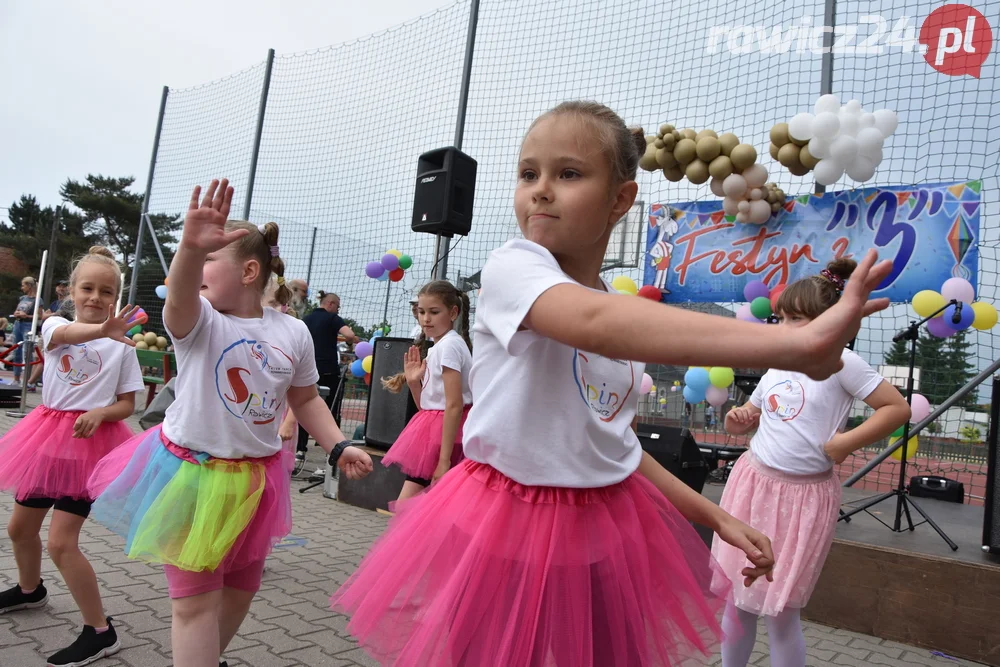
952, 301, 963, 325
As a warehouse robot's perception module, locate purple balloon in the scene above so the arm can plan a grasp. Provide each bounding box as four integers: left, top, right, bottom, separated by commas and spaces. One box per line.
365, 261, 384, 279
736, 304, 762, 323
743, 280, 770, 302
381, 254, 400, 272
354, 341, 373, 358
927, 317, 955, 338
943, 302, 975, 330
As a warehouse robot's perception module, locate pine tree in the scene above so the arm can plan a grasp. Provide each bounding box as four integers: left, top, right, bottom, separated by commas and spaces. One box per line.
943, 329, 977, 408
916, 330, 950, 406
883, 336, 911, 367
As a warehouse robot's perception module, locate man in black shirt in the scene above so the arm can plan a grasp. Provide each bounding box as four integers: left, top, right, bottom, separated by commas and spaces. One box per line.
298, 292, 359, 458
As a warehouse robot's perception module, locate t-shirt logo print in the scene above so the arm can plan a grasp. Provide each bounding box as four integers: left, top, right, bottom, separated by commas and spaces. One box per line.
572, 350, 634, 422
763, 379, 806, 422
215, 339, 293, 427
56, 344, 102, 386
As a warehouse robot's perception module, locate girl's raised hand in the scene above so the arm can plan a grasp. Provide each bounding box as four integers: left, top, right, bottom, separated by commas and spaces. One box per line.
180, 179, 249, 253
101, 304, 141, 346
403, 345, 426, 386
799, 249, 892, 380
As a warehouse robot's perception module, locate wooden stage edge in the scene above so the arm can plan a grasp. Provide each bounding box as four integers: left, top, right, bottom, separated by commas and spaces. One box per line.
338, 449, 1000, 666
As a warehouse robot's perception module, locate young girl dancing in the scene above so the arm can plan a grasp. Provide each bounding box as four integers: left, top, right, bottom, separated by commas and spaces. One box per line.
381, 280, 473, 503
713, 259, 910, 667
0, 246, 143, 666
331, 101, 894, 667
87, 180, 373, 667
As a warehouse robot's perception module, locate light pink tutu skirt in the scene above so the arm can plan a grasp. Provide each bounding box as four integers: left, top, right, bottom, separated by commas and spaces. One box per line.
381, 407, 470, 480
331, 459, 731, 667
88, 426, 293, 573
711, 451, 841, 616
0, 405, 134, 502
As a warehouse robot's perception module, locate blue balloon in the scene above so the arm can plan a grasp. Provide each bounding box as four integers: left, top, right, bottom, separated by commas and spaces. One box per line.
683, 386, 705, 404
684, 367, 710, 392
944, 302, 975, 330
154, 284, 168, 299
350, 359, 365, 377
371, 329, 383, 339
376, 271, 389, 281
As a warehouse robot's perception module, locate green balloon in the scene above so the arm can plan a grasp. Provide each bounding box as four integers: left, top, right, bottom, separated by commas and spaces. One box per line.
750, 296, 772, 320
128, 325, 142, 336
398, 254, 413, 270
891, 425, 906, 438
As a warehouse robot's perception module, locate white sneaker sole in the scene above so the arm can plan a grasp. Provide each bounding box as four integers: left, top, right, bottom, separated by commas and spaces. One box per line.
0, 594, 48, 613
47, 639, 121, 667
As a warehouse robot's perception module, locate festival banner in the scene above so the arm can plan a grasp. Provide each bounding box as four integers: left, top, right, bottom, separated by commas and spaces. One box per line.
644, 181, 980, 303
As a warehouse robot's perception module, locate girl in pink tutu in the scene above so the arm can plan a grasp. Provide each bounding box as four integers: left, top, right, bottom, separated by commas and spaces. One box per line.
381, 280, 473, 504
0, 246, 143, 666
87, 180, 373, 667
714, 258, 910, 667
330, 101, 895, 667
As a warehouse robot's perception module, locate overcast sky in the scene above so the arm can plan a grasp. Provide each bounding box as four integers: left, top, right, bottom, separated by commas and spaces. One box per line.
0, 0, 450, 216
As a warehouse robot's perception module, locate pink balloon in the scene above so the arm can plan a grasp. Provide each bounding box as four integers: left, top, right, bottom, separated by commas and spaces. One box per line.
640, 373, 653, 394
706, 386, 729, 407
736, 304, 762, 323
909, 393, 930, 423
940, 277, 975, 304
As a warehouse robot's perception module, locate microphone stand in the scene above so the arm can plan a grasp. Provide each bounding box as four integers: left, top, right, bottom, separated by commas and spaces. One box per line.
838, 300, 959, 551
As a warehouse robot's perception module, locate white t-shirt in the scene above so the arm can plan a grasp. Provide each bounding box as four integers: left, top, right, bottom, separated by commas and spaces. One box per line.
162, 297, 319, 459
419, 330, 473, 411
749, 349, 884, 475
409, 323, 422, 339
463, 239, 644, 488
40, 317, 144, 412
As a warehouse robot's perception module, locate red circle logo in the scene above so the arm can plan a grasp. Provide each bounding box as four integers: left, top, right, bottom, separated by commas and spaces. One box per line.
920, 4, 993, 78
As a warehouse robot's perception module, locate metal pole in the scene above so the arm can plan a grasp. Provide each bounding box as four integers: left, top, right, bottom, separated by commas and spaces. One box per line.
43, 206, 60, 306
8, 250, 47, 418
306, 226, 317, 286
243, 48, 275, 220
144, 214, 170, 276
434, 0, 480, 281
814, 0, 837, 196
383, 279, 391, 328
129, 86, 169, 306
844, 354, 1000, 486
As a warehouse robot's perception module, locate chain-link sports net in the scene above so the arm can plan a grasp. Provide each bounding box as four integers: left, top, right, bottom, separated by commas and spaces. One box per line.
133, 0, 999, 500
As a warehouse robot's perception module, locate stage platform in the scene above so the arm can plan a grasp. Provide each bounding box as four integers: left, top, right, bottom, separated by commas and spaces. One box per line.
702, 482, 1000, 666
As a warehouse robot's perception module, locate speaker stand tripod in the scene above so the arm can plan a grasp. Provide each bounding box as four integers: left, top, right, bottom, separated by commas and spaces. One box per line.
300, 369, 348, 495
838, 302, 958, 551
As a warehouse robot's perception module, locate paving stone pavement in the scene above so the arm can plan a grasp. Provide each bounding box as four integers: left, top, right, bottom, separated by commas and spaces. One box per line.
0, 391, 986, 666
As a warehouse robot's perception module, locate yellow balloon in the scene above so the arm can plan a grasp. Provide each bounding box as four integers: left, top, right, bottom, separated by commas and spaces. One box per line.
649, 384, 657, 393
972, 301, 998, 330
361, 355, 373, 373
611, 276, 638, 296
912, 290, 946, 318
658, 398, 667, 405
889, 435, 918, 461
387, 249, 402, 257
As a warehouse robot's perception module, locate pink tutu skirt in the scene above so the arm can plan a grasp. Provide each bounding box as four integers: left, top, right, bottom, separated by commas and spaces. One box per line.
711, 451, 841, 616
382, 407, 470, 480
0, 405, 134, 502
88, 426, 292, 573
332, 459, 731, 667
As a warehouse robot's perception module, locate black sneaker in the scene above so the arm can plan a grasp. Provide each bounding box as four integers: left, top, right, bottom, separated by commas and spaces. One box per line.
46, 616, 121, 666
0, 580, 48, 613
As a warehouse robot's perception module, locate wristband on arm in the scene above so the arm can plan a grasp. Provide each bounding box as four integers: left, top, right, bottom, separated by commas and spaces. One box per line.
327, 440, 352, 468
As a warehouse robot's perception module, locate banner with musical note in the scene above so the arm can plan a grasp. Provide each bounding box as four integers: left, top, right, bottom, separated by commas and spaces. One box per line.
644, 181, 980, 303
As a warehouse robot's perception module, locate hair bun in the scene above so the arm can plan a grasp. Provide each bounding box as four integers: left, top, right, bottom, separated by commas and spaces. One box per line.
826, 257, 858, 281
88, 245, 115, 259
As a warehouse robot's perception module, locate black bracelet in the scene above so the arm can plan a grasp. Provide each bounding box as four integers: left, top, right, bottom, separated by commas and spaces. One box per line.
328, 440, 352, 468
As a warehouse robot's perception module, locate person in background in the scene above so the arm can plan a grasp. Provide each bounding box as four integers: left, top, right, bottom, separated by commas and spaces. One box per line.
287, 279, 309, 319
408, 297, 421, 339
46, 280, 70, 319
298, 291, 359, 461
11, 277, 38, 385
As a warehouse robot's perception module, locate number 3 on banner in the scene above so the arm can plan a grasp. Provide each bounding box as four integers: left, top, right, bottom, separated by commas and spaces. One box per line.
867, 190, 913, 289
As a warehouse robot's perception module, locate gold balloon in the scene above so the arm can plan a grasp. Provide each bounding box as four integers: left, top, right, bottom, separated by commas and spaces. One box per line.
777, 142, 802, 168
771, 201, 781, 213
788, 162, 812, 177
696, 129, 718, 140
685, 159, 710, 184
654, 138, 665, 149
769, 143, 780, 160
729, 144, 757, 171
663, 166, 685, 182
695, 136, 722, 162
708, 155, 734, 180
799, 145, 820, 169
769, 122, 790, 147
646, 135, 656, 144
673, 138, 697, 165
718, 133, 740, 156
671, 130, 681, 141
660, 123, 675, 136
656, 147, 678, 169
662, 135, 676, 151
680, 128, 697, 140
639, 144, 660, 172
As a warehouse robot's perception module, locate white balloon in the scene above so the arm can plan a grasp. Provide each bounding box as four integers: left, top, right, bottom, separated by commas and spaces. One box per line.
723, 196, 739, 215
737, 200, 751, 213
808, 136, 831, 159
750, 188, 763, 200
873, 109, 898, 137
860, 144, 883, 164
843, 99, 863, 116
735, 211, 748, 224
710, 177, 726, 197
846, 155, 876, 182
722, 173, 748, 198
859, 112, 876, 129
856, 127, 885, 153
743, 163, 768, 188
814, 94, 841, 115
838, 112, 860, 137
812, 112, 840, 140
830, 135, 859, 166
788, 112, 815, 142
814, 159, 844, 186
750, 199, 772, 223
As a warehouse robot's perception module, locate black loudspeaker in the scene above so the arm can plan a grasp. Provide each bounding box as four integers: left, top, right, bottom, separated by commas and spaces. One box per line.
363, 337, 419, 450
411, 147, 477, 237
983, 376, 1000, 552
635, 424, 709, 494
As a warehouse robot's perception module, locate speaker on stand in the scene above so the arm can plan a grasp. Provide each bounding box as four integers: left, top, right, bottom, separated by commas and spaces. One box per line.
411, 147, 477, 238
983, 375, 1000, 553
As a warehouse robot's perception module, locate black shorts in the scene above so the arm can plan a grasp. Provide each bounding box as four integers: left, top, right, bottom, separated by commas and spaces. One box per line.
15, 496, 92, 518
405, 474, 431, 488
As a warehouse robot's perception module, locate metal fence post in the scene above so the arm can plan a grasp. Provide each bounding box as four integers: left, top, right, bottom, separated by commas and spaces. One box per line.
129, 86, 169, 306
243, 48, 276, 220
